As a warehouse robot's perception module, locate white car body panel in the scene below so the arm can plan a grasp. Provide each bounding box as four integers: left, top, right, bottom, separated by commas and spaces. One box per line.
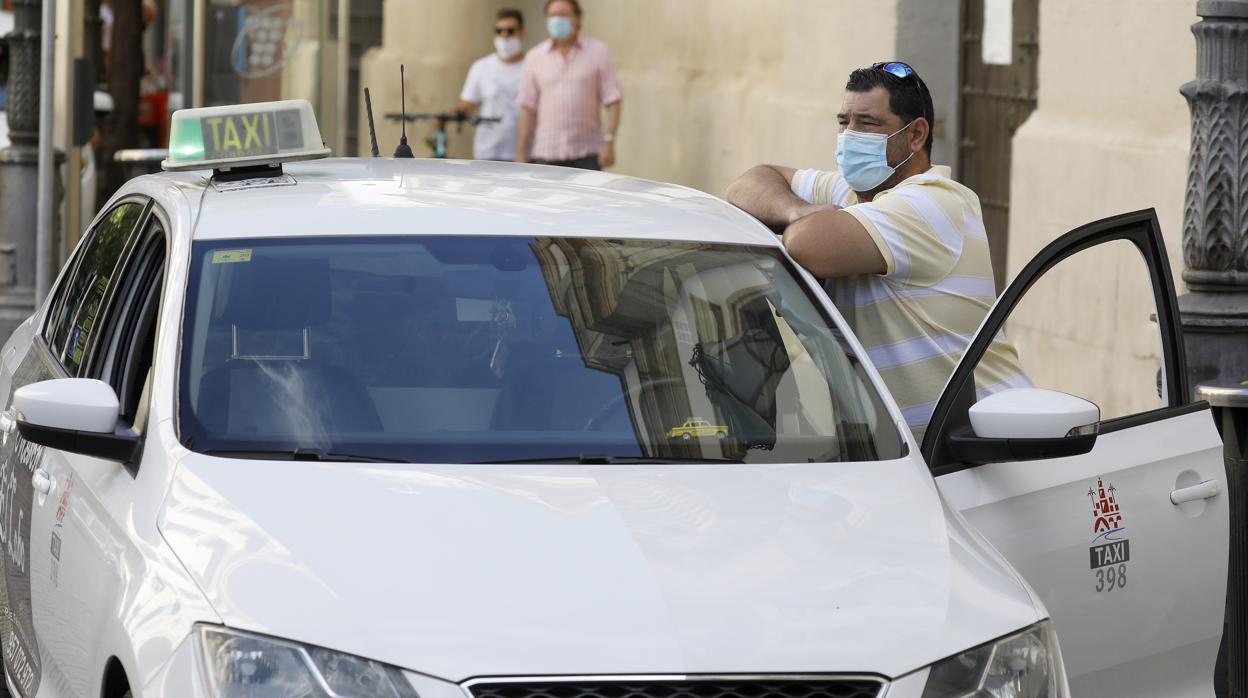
25, 406, 221, 698
158, 455, 1040, 681
936, 409, 1229, 697
0, 158, 1221, 698
169, 159, 783, 247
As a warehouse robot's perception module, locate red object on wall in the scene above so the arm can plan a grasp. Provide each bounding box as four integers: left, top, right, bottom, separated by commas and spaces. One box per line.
138, 91, 169, 147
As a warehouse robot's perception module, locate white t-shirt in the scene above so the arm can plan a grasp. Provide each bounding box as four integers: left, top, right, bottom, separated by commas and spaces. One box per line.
460, 53, 525, 161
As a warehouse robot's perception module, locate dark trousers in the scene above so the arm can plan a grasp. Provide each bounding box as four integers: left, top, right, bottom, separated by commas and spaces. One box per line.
532, 155, 601, 171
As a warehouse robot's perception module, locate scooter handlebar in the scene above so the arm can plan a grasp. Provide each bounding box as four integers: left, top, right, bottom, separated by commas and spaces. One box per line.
384, 112, 503, 126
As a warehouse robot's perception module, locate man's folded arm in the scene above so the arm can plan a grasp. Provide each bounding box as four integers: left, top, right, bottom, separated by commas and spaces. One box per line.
783, 208, 888, 278
726, 165, 826, 230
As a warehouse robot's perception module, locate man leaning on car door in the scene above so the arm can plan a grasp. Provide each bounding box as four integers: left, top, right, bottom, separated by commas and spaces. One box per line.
726, 61, 1030, 441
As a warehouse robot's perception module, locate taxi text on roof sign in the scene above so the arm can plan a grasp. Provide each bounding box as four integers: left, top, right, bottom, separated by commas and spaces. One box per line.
161, 99, 330, 172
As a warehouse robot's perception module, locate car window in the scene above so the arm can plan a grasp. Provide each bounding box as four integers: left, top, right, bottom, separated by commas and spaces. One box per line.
178, 236, 904, 464
970, 239, 1163, 422
44, 202, 145, 374
89, 215, 166, 427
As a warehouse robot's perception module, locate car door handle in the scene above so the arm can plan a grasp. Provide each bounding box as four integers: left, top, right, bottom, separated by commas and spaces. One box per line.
31, 468, 52, 495
1171, 479, 1220, 505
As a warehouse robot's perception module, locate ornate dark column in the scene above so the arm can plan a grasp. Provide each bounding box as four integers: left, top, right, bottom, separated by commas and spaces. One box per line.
1180, 0, 1248, 388
6, 0, 41, 147
0, 0, 45, 340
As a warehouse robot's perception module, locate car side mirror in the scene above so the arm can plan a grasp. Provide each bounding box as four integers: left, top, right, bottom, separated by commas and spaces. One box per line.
12, 378, 141, 464
947, 388, 1099, 465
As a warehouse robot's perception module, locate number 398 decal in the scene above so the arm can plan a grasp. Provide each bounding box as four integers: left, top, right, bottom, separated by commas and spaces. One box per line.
1095, 563, 1127, 592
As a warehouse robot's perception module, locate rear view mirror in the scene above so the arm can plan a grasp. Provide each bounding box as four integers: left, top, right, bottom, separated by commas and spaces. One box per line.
970, 388, 1100, 438
947, 388, 1100, 465
12, 378, 141, 464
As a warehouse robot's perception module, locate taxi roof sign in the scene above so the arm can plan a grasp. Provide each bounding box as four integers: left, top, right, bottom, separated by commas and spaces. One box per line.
161, 99, 330, 172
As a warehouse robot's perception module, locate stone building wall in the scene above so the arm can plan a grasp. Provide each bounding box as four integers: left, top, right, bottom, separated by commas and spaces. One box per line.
1005, 0, 1198, 417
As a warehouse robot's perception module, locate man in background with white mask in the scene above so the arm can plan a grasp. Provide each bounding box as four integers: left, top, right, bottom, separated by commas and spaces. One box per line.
726, 62, 1028, 439
456, 8, 527, 161
515, 0, 622, 170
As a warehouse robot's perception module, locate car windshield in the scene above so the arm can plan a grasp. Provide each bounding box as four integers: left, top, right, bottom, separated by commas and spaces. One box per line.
179, 236, 903, 463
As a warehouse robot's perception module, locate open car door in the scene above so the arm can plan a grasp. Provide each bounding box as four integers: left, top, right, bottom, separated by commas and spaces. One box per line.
923, 210, 1228, 698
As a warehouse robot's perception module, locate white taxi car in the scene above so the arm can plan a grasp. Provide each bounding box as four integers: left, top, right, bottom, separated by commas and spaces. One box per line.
0, 100, 1227, 698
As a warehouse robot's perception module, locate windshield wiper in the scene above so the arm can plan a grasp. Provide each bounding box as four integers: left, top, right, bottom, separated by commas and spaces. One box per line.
201, 449, 407, 464
476, 454, 745, 465
201, 450, 745, 466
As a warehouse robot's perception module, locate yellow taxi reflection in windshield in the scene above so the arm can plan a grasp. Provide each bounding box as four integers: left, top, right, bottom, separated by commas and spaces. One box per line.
666, 419, 729, 440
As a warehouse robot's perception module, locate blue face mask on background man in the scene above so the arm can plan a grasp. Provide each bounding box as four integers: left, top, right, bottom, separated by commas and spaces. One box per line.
547, 16, 574, 40
835, 120, 916, 192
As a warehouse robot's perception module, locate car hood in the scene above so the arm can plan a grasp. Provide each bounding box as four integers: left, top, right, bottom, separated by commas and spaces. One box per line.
159, 455, 1040, 681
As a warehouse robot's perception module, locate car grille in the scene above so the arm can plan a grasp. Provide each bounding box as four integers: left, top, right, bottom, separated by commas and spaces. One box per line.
466, 678, 885, 698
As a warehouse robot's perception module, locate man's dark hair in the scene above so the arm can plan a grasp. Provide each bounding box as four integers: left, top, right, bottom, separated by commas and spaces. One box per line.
545, 0, 583, 16
497, 8, 524, 27
846, 65, 935, 155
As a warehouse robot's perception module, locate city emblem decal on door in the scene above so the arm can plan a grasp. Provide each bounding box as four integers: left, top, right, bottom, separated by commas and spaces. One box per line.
1088, 476, 1129, 592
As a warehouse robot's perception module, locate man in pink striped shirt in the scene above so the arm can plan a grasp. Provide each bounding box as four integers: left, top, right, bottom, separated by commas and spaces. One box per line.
514, 0, 622, 170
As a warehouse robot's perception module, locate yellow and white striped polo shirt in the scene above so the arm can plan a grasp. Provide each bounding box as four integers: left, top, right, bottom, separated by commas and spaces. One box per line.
791, 165, 1030, 439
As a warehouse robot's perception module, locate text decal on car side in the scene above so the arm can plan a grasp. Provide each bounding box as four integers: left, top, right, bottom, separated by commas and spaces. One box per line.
1088, 477, 1130, 593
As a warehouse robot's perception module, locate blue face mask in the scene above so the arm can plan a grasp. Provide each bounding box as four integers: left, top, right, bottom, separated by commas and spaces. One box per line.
835, 120, 916, 192
547, 16, 574, 40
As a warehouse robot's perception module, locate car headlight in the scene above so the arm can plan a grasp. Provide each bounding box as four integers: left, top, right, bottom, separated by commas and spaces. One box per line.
920, 621, 1068, 698
195, 624, 419, 698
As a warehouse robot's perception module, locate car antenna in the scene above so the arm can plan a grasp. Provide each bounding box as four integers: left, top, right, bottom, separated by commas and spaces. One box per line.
364, 87, 380, 157
393, 64, 415, 158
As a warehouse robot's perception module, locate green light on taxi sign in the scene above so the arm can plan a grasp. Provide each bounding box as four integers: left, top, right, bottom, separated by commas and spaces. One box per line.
168, 116, 205, 161
161, 99, 330, 172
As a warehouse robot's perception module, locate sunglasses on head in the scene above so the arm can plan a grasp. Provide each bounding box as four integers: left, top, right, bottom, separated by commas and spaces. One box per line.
495, 26, 518, 36
871, 61, 916, 79
870, 61, 931, 115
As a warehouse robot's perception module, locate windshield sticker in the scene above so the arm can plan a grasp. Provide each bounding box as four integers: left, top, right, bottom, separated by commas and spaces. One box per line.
212, 249, 253, 264
1088, 477, 1130, 593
